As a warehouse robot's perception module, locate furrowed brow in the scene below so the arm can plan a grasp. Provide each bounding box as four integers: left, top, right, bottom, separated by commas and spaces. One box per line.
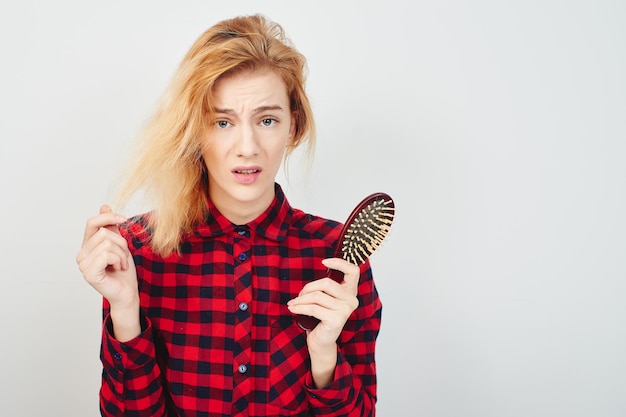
214, 108, 235, 115
253, 105, 284, 114
213, 105, 285, 117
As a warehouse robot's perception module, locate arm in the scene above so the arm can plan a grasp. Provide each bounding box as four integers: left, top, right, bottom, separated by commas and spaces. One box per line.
77, 206, 168, 416
288, 259, 382, 416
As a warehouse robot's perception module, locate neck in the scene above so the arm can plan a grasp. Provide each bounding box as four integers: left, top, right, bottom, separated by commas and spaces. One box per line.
209, 190, 275, 225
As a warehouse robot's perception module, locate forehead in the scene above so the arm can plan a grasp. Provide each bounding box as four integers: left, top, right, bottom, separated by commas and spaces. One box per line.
212, 69, 290, 109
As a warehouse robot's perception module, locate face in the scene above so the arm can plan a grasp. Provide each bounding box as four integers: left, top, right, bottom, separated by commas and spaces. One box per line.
202, 69, 296, 224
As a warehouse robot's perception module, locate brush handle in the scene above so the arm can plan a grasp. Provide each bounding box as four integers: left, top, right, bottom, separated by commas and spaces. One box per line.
296, 267, 345, 330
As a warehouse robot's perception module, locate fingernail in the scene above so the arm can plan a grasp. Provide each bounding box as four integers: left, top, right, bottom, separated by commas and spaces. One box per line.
115, 214, 126, 222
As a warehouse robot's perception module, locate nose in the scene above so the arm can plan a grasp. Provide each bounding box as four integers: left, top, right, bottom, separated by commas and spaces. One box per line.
236, 123, 260, 158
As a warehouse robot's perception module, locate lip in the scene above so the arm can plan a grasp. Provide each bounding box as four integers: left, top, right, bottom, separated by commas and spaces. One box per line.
232, 166, 262, 184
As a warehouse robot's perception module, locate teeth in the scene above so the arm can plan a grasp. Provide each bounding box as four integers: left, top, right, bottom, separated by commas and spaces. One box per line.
236, 169, 258, 174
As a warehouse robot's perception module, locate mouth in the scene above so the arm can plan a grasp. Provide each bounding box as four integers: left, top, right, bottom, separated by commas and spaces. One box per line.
233, 169, 260, 175
232, 166, 262, 185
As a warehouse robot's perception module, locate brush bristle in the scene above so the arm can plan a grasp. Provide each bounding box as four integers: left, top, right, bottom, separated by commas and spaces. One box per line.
342, 197, 395, 264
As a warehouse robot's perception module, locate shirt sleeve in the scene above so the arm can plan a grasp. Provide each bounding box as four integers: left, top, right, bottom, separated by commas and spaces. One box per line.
304, 261, 382, 416
99, 307, 168, 417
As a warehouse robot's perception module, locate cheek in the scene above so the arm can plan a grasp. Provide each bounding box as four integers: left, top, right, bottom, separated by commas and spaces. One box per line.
200, 147, 223, 176
273, 142, 289, 159
201, 140, 225, 161
200, 149, 211, 167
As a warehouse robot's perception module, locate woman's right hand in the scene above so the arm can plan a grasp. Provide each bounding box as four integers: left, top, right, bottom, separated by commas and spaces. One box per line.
76, 205, 139, 310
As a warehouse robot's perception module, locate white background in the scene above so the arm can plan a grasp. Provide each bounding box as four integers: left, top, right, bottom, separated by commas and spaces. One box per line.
1, 1, 625, 416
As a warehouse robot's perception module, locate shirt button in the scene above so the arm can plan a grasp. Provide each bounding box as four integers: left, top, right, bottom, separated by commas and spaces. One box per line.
238, 253, 248, 261
237, 229, 247, 236
238, 364, 248, 374
113, 352, 122, 361
238, 302, 249, 311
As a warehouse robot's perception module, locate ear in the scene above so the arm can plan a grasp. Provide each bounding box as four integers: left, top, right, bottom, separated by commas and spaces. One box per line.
288, 111, 297, 143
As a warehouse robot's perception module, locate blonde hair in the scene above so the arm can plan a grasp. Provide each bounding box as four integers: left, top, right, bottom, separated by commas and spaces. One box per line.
116, 14, 315, 256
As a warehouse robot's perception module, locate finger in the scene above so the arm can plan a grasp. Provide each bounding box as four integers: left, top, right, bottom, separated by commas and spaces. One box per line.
289, 289, 338, 309
296, 278, 353, 302
97, 233, 131, 268
79, 243, 129, 281
85, 236, 130, 271
83, 215, 126, 242
288, 301, 354, 327
288, 303, 334, 323
77, 230, 130, 272
322, 258, 361, 292
82, 206, 126, 242
298, 277, 338, 295
289, 280, 359, 316
289, 289, 359, 312
77, 227, 129, 265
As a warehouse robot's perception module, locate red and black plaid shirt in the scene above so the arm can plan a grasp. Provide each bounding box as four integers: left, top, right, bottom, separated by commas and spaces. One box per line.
99, 184, 382, 416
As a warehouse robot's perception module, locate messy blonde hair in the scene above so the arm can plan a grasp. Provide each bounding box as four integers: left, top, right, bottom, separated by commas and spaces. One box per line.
116, 14, 315, 256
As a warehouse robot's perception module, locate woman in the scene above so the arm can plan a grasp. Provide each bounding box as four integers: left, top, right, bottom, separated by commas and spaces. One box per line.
76, 14, 382, 417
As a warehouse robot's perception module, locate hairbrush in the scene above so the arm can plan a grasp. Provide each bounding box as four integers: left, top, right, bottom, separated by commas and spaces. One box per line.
297, 192, 395, 330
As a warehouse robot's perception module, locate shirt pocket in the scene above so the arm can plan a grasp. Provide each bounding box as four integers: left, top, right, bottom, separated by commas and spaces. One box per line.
268, 316, 310, 412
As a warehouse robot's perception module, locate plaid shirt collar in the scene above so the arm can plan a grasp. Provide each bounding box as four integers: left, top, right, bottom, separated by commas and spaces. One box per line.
193, 183, 292, 242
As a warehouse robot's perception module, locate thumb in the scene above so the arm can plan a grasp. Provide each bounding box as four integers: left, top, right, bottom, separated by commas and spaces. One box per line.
322, 258, 361, 292
100, 204, 122, 235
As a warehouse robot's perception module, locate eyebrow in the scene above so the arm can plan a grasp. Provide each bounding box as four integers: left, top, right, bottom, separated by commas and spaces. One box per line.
214, 105, 286, 115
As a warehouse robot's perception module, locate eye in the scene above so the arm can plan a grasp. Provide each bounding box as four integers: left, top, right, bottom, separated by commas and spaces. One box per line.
260, 118, 276, 127
216, 120, 231, 129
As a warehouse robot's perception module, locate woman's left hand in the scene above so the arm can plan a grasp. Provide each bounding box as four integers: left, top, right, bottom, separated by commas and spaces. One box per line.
287, 258, 360, 348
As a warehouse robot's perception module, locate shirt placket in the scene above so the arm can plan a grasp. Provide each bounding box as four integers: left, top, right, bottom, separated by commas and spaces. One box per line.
232, 225, 253, 416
